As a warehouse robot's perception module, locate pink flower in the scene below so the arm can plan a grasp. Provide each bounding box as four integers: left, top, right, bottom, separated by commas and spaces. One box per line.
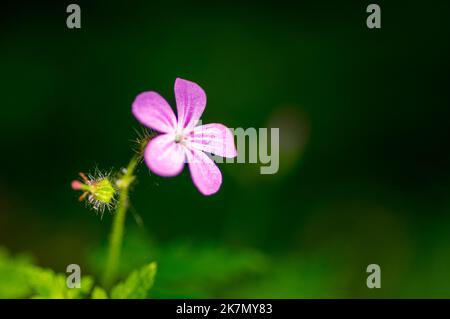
132, 78, 237, 195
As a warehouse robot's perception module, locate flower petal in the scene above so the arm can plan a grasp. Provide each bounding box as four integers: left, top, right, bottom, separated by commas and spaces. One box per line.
186, 123, 237, 158
174, 78, 206, 132
186, 148, 222, 196
132, 92, 177, 133
144, 134, 185, 177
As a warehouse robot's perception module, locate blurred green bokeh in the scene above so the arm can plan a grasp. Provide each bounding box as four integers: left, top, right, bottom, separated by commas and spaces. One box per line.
1, 0, 450, 298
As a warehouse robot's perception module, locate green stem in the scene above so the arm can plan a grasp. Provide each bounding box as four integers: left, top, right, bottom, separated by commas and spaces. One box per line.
103, 154, 140, 287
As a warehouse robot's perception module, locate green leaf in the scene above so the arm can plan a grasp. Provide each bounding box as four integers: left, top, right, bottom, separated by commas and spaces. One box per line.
110, 262, 157, 299
0, 248, 35, 298
0, 247, 94, 299
91, 286, 108, 299
25, 266, 93, 299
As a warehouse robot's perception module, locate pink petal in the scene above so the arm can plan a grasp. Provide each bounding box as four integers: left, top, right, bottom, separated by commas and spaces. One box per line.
132, 92, 177, 133
187, 123, 237, 158
174, 78, 206, 132
144, 134, 186, 177
186, 148, 222, 196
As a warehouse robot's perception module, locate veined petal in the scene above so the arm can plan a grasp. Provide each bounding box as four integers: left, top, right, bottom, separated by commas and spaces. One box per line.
186, 123, 237, 158
132, 92, 177, 133
174, 78, 206, 132
144, 134, 186, 177
186, 148, 222, 196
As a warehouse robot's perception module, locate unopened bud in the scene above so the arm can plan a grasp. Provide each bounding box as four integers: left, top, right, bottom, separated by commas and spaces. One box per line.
71, 172, 116, 214
90, 178, 115, 205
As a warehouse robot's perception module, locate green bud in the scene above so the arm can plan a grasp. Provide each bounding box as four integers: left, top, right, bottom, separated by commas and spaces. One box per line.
89, 178, 115, 205
71, 172, 117, 214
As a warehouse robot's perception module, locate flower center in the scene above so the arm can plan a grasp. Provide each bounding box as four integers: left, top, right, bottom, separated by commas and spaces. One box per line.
175, 133, 184, 144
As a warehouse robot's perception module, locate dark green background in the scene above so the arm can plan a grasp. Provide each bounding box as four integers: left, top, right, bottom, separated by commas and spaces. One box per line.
1, 0, 450, 297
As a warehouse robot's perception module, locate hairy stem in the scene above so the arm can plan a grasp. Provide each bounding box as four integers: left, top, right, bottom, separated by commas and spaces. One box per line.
103, 154, 140, 287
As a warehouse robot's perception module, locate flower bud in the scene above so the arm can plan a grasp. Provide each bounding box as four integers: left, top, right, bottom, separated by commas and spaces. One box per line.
89, 178, 115, 206
71, 172, 116, 214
